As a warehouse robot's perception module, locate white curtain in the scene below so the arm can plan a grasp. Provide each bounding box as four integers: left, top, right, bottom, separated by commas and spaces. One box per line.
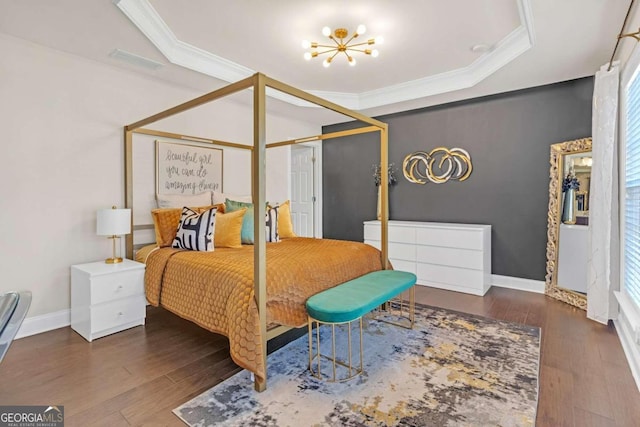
587, 63, 620, 324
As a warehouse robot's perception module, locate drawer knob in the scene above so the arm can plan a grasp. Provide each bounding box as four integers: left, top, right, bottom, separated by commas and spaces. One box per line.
118, 311, 124, 316
116, 285, 123, 291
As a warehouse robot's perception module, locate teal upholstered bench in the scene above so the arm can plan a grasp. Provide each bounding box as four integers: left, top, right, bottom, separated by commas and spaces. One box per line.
306, 270, 417, 382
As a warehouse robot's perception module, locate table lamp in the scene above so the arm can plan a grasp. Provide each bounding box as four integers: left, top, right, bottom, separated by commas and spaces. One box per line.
96, 206, 131, 264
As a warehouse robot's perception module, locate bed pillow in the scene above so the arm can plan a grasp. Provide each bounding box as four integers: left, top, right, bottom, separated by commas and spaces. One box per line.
225, 198, 255, 244
276, 200, 297, 238
212, 191, 252, 204
151, 204, 224, 247
265, 205, 280, 243
156, 192, 212, 208
172, 207, 217, 252
214, 208, 246, 248
151, 208, 183, 247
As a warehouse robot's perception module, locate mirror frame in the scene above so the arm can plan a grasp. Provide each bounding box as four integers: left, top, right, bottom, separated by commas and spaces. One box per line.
545, 137, 592, 310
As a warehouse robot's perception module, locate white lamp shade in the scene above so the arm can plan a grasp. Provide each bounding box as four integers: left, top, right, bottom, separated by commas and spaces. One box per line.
97, 208, 131, 236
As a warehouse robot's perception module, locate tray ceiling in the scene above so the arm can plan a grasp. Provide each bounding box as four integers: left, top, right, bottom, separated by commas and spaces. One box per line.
0, 0, 633, 120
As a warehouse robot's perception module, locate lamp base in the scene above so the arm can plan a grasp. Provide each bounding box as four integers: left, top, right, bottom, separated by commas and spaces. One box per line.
105, 235, 123, 264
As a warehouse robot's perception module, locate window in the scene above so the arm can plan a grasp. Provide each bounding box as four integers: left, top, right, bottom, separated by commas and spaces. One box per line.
623, 63, 640, 308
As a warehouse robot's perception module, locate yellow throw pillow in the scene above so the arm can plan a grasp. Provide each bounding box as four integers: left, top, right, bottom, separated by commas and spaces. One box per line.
278, 200, 297, 238
214, 208, 246, 248
151, 208, 183, 247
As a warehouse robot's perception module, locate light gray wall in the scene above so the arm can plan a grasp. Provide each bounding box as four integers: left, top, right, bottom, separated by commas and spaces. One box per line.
323, 77, 593, 281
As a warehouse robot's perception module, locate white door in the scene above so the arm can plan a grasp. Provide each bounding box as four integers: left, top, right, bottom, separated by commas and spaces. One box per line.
291, 145, 315, 237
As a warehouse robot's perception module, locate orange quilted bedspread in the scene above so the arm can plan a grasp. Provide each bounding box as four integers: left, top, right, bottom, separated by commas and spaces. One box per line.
144, 237, 382, 383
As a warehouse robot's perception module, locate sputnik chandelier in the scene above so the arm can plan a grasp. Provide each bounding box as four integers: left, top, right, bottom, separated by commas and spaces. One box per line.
302, 25, 383, 67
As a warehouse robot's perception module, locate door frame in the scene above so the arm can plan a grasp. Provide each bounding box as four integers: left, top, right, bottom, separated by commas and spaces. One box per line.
290, 141, 323, 238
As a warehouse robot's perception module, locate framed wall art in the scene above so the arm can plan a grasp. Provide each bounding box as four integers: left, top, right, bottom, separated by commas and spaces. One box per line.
155, 140, 223, 195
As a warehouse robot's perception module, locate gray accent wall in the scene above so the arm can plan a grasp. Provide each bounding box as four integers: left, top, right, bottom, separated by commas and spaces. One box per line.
323, 77, 593, 281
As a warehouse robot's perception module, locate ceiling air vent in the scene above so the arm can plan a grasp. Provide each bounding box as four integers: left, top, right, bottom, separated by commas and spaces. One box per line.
108, 49, 163, 70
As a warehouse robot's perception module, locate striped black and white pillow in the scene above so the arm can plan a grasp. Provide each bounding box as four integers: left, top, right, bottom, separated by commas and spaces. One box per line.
266, 206, 280, 243
172, 207, 217, 251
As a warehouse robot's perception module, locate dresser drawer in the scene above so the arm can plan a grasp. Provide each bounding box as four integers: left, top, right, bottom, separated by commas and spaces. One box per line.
364, 224, 415, 244
364, 240, 416, 262
416, 245, 483, 270
416, 228, 484, 250
363, 224, 379, 242
91, 296, 146, 333
390, 243, 416, 261
90, 269, 144, 305
417, 263, 484, 288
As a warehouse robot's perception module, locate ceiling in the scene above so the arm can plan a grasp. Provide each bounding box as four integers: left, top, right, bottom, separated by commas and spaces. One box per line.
0, 0, 636, 125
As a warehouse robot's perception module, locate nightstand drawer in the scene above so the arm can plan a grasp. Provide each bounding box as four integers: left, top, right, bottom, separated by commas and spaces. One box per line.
90, 269, 144, 305
91, 296, 146, 333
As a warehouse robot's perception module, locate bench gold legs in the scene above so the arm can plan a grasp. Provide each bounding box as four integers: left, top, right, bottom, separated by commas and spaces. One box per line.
307, 286, 416, 382
307, 317, 363, 382
372, 285, 416, 329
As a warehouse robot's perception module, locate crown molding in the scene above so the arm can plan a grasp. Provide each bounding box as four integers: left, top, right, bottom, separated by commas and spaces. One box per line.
115, 0, 535, 110
114, 0, 253, 82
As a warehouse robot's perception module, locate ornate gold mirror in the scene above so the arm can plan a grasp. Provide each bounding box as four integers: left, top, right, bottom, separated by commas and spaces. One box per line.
545, 137, 592, 309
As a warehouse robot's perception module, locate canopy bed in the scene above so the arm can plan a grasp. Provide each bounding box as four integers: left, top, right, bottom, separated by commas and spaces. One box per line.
124, 73, 390, 391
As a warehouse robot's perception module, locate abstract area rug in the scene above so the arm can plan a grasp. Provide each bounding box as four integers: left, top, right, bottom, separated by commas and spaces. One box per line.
174, 305, 540, 426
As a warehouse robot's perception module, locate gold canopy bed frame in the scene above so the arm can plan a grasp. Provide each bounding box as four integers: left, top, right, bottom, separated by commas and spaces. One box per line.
123, 73, 389, 392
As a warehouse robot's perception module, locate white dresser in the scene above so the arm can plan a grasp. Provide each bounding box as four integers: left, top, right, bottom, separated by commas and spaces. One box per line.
364, 220, 492, 296
71, 259, 146, 342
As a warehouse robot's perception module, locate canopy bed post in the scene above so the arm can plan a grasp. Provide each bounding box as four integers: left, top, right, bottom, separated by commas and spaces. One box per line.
252, 73, 268, 392
124, 129, 134, 259
380, 125, 390, 270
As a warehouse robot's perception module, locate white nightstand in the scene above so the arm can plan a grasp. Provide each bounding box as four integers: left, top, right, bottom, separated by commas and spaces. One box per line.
71, 259, 146, 342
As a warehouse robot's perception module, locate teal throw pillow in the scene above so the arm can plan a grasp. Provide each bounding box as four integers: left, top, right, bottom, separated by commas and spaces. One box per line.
225, 198, 254, 244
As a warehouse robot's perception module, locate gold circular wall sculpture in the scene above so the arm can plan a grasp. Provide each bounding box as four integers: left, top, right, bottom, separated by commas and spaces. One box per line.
403, 147, 473, 184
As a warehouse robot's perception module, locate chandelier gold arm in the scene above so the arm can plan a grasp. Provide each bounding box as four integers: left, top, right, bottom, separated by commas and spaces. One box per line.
342, 32, 360, 46
313, 48, 340, 56
345, 40, 376, 48
314, 43, 338, 49
347, 48, 373, 55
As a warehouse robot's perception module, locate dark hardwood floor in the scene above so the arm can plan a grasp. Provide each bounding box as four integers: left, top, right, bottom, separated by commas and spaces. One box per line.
1, 286, 638, 426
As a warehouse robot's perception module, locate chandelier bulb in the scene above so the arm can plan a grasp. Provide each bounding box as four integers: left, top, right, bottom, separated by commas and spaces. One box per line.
375, 36, 384, 45
371, 49, 379, 58
323, 58, 331, 68
322, 26, 331, 37
348, 57, 356, 66
357, 24, 366, 35
302, 40, 311, 49
304, 52, 312, 61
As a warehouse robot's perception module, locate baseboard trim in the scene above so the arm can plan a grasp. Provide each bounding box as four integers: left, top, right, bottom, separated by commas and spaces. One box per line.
614, 315, 640, 392
491, 274, 545, 294
15, 309, 70, 339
